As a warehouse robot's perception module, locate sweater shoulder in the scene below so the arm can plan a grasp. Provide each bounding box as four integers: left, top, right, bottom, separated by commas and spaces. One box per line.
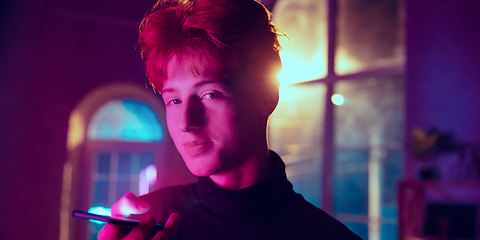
288, 194, 363, 240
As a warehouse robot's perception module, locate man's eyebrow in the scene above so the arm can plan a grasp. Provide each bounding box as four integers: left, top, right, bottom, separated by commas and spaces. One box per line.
161, 79, 223, 94
161, 87, 176, 94
194, 79, 222, 88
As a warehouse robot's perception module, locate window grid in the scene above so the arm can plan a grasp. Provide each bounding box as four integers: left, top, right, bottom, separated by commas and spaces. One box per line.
88, 151, 155, 239
284, 0, 405, 239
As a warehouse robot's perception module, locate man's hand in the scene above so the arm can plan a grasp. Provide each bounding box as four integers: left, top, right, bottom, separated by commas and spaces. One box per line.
110, 192, 151, 218
98, 193, 181, 240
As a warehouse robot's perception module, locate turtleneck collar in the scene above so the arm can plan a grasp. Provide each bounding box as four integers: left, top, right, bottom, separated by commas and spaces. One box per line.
193, 151, 295, 221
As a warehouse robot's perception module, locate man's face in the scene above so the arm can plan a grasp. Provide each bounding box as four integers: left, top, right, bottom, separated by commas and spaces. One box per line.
161, 56, 266, 177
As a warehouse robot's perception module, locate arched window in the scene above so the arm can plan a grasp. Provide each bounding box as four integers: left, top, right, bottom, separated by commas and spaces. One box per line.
86, 99, 164, 238
88, 99, 164, 142
61, 84, 196, 240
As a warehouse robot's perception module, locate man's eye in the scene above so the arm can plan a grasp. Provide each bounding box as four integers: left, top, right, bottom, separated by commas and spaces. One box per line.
202, 93, 218, 99
169, 99, 181, 105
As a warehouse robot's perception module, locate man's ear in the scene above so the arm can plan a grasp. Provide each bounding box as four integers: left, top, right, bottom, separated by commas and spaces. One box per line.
259, 88, 279, 116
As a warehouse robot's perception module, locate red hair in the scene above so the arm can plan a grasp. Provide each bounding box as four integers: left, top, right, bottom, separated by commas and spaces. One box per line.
138, 0, 282, 92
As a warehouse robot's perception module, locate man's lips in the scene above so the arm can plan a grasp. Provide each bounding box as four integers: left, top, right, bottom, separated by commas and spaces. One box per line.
183, 141, 213, 156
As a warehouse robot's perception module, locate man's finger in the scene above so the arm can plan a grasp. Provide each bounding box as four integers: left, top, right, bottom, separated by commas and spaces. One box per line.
111, 192, 150, 218
98, 223, 130, 240
122, 215, 157, 240
151, 213, 181, 240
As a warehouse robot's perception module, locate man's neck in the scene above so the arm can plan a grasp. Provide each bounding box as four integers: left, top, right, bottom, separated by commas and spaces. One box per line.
209, 148, 272, 190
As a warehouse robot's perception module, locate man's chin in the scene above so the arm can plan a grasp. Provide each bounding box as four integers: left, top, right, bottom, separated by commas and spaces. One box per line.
187, 168, 215, 177
183, 159, 216, 177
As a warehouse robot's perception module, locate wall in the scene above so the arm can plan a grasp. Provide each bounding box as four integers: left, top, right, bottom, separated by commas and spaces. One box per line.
1, 0, 480, 239
405, 0, 480, 179
0, 0, 155, 239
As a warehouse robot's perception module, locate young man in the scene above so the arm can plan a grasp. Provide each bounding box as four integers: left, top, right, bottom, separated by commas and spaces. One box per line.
99, 0, 362, 239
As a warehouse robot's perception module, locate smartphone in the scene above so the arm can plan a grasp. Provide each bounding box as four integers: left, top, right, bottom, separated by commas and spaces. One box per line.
72, 210, 165, 231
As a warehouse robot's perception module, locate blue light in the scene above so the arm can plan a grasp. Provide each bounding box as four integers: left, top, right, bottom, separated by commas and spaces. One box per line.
88, 99, 164, 142
88, 206, 111, 224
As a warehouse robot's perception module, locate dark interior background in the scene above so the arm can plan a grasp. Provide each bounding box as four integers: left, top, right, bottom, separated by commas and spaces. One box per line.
1, 0, 479, 239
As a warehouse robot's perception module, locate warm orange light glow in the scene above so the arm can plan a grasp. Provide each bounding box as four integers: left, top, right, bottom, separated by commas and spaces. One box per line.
276, 86, 310, 112
67, 110, 85, 150
335, 47, 361, 75
277, 40, 327, 86
272, 0, 328, 86
59, 161, 73, 240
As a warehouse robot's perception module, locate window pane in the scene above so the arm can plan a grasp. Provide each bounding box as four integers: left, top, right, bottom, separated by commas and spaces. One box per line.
272, 0, 328, 85
334, 150, 369, 215
88, 99, 164, 142
334, 76, 404, 148
333, 76, 404, 240
382, 150, 402, 220
269, 84, 326, 207
122, 100, 164, 142
97, 153, 111, 174
89, 151, 158, 240
118, 152, 132, 174
335, 0, 404, 75
116, 182, 131, 200
93, 181, 109, 207
381, 224, 397, 240
345, 222, 369, 240
139, 153, 155, 170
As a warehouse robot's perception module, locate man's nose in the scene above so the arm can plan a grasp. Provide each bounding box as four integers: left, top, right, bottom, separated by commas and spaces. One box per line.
177, 98, 204, 132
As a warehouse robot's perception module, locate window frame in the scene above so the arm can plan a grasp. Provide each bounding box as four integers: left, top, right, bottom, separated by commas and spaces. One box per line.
270, 0, 405, 239
63, 83, 196, 240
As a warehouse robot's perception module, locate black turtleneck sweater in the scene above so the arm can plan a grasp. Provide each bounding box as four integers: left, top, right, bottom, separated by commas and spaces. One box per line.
140, 151, 362, 240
